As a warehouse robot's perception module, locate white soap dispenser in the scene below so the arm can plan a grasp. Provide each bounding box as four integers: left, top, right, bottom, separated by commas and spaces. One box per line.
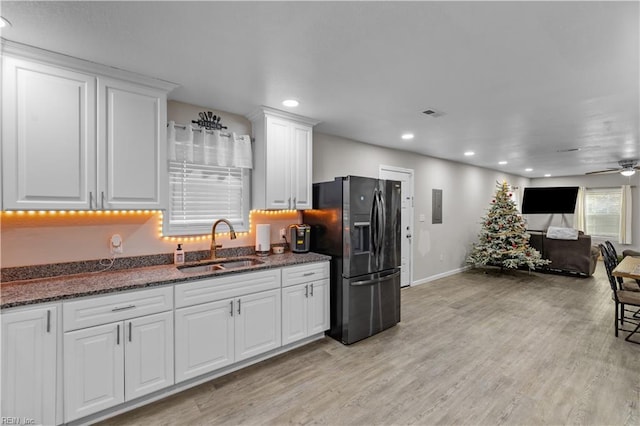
174, 244, 185, 264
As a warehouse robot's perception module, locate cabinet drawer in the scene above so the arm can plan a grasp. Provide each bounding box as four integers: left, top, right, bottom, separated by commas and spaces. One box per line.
282, 262, 329, 287
175, 269, 281, 309
63, 286, 173, 332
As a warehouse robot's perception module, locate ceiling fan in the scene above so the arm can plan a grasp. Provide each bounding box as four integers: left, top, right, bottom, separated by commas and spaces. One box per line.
586, 160, 640, 177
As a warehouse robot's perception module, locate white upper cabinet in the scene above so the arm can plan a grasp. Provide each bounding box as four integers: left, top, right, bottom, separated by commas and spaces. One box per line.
2, 56, 97, 210
98, 78, 167, 209
249, 107, 318, 210
1, 41, 177, 210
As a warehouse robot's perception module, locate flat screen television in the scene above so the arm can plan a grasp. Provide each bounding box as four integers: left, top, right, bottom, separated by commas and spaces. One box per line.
521, 186, 579, 214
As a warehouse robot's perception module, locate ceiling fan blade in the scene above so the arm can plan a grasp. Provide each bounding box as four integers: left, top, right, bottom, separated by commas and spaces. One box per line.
585, 168, 620, 175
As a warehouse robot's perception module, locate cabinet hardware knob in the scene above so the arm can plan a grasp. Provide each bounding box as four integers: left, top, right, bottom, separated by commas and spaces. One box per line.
230, 300, 234, 317
117, 324, 120, 345
310, 283, 314, 296
129, 322, 132, 342
237, 299, 241, 315
89, 192, 94, 210
101, 191, 105, 209
303, 272, 314, 276
46, 310, 51, 333
305, 285, 308, 298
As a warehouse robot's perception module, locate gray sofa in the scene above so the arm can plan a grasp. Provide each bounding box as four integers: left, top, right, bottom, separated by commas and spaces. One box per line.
529, 230, 599, 277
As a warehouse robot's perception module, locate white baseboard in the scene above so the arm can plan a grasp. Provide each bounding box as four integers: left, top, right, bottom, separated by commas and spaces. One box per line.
410, 265, 472, 286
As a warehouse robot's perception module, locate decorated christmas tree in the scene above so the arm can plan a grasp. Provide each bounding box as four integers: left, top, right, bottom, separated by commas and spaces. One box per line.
467, 181, 549, 270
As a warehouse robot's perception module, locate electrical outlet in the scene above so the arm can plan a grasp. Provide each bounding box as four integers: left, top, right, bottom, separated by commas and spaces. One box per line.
280, 228, 287, 239
439, 253, 444, 261
110, 234, 123, 254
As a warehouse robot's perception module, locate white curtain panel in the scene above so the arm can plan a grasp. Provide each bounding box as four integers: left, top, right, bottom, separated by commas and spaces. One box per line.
167, 121, 252, 169
619, 185, 632, 244
573, 186, 586, 232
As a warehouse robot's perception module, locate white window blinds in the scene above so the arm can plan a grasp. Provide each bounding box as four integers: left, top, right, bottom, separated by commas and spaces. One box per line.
584, 187, 621, 238
166, 122, 252, 236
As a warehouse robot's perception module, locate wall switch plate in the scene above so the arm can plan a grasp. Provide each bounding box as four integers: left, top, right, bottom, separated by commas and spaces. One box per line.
110, 234, 123, 254
419, 214, 425, 222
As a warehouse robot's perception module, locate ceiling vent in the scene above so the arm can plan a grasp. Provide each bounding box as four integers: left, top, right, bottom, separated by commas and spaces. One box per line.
422, 109, 445, 118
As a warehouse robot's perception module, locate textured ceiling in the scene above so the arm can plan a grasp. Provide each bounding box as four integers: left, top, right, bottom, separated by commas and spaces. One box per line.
1, 1, 638, 177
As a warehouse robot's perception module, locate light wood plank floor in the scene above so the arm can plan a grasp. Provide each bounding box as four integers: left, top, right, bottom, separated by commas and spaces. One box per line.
99, 263, 640, 425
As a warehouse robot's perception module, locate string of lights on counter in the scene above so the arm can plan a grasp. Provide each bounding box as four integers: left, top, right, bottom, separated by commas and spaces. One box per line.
0, 209, 299, 243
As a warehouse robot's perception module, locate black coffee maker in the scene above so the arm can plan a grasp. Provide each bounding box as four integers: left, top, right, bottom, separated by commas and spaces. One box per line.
288, 224, 311, 253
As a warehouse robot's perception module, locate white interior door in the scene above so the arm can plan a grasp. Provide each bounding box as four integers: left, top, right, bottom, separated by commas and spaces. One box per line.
380, 165, 414, 287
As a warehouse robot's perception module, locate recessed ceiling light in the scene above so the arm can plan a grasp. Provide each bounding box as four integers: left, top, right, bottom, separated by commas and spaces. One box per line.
544, 174, 551, 177
401, 133, 414, 140
464, 151, 475, 156
525, 168, 533, 172
282, 99, 299, 107
498, 161, 508, 165
0, 17, 12, 28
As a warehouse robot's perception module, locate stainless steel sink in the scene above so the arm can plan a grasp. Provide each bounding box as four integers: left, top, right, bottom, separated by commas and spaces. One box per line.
177, 258, 264, 273
177, 263, 224, 273
218, 259, 264, 269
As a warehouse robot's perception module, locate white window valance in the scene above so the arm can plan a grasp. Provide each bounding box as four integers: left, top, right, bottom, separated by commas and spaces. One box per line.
167, 121, 252, 169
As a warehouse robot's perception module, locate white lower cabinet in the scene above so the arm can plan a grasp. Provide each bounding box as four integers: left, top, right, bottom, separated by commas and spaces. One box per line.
234, 289, 281, 361
281, 262, 330, 346
1, 304, 59, 425
125, 312, 174, 400
282, 280, 329, 345
175, 299, 235, 382
174, 270, 282, 384
63, 288, 174, 422
64, 322, 125, 421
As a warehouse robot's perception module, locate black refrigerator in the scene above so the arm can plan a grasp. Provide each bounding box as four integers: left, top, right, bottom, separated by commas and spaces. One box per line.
303, 176, 401, 344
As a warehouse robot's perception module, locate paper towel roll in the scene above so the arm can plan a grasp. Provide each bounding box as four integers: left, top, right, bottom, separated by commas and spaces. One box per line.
255, 224, 271, 256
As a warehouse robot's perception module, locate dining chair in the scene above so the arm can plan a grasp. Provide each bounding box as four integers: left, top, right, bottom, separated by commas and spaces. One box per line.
599, 244, 640, 344
604, 241, 640, 292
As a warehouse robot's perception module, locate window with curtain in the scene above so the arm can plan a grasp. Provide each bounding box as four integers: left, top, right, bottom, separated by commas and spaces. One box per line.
166, 122, 252, 236
584, 187, 621, 238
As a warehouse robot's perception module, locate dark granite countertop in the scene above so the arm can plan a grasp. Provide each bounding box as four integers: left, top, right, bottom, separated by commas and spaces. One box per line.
0, 252, 330, 309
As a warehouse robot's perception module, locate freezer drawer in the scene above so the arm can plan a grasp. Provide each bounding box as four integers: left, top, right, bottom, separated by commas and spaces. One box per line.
340, 269, 400, 344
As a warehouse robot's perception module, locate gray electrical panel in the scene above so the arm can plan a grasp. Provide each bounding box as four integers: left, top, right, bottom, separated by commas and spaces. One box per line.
432, 189, 442, 224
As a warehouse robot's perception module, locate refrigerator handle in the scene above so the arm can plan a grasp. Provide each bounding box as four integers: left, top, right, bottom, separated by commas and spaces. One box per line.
350, 270, 401, 286
377, 190, 385, 261
370, 188, 378, 257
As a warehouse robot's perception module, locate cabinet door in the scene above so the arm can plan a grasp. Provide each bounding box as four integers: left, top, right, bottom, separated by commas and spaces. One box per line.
2, 56, 96, 210
1, 306, 57, 425
98, 77, 167, 210
125, 311, 174, 400
235, 289, 281, 361
308, 279, 330, 335
291, 123, 313, 210
64, 323, 124, 422
281, 283, 308, 346
175, 300, 235, 383
264, 116, 292, 209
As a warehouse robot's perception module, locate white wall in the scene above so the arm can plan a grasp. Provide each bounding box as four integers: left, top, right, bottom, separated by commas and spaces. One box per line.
313, 133, 531, 284
529, 173, 640, 253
